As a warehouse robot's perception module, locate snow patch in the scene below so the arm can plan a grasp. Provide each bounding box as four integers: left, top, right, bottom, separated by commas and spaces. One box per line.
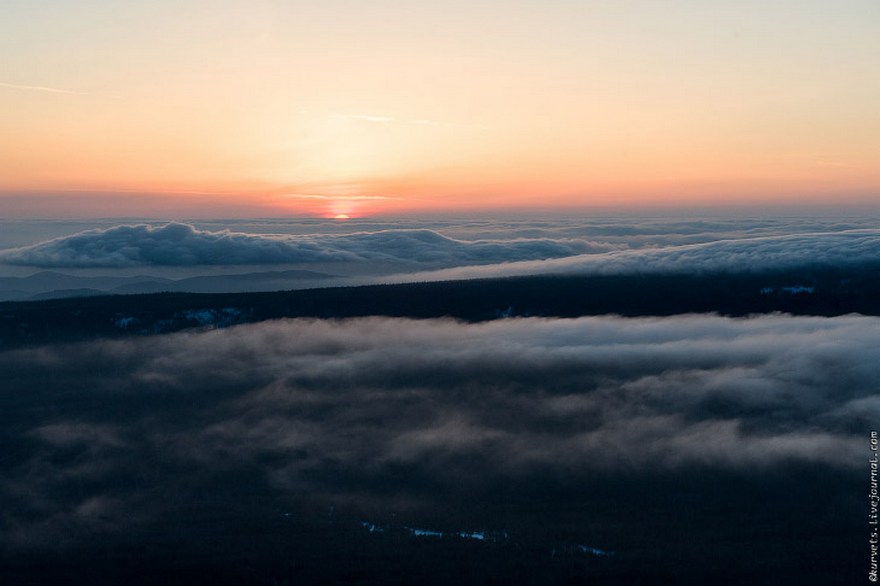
114, 316, 137, 329
407, 527, 444, 538
781, 285, 815, 294
577, 544, 613, 556
759, 285, 815, 295
178, 307, 246, 328
359, 519, 609, 554
361, 521, 509, 543
458, 531, 486, 541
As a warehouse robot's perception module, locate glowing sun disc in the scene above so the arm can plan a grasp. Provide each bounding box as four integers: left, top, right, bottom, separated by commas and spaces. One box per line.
334, 214, 350, 220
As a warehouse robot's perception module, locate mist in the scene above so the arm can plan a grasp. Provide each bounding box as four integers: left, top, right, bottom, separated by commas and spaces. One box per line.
0, 314, 868, 583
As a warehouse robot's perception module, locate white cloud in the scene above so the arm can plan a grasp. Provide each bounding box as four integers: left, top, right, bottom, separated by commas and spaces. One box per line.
382, 229, 880, 282
0, 222, 610, 267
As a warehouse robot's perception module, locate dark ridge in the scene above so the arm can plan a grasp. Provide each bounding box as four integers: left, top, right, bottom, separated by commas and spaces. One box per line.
1, 266, 879, 349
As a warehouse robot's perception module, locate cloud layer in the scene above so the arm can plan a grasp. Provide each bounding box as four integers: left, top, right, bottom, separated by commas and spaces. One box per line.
389, 228, 880, 282
2, 221, 878, 283
0, 315, 870, 576
0, 222, 611, 268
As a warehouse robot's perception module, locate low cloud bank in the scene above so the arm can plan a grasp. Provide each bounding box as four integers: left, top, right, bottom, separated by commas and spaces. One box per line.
2, 222, 878, 285
0, 222, 611, 268
0, 314, 871, 555
387, 229, 880, 282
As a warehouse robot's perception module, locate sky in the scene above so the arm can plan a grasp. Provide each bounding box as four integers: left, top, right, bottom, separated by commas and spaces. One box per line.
1, 0, 879, 218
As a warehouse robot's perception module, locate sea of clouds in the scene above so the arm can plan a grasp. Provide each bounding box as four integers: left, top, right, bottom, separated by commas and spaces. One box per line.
0, 222, 614, 268
1, 315, 870, 557
0, 218, 877, 277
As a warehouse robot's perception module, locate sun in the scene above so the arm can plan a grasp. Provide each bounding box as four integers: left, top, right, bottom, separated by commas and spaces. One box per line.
334, 214, 350, 220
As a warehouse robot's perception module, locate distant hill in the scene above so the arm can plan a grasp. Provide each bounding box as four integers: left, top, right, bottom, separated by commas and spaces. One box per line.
2, 266, 879, 349
28, 288, 107, 301
0, 268, 342, 300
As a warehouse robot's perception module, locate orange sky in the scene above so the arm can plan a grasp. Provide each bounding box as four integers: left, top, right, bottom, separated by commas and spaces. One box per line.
1, 1, 878, 218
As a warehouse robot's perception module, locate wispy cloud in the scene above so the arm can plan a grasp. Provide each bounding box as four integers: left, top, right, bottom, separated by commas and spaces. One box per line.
283, 193, 400, 202
332, 112, 451, 127
335, 113, 397, 123
0, 81, 85, 95
296, 108, 459, 128
0, 81, 120, 99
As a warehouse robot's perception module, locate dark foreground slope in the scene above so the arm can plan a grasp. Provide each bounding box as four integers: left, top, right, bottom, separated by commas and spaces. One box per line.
1, 266, 879, 348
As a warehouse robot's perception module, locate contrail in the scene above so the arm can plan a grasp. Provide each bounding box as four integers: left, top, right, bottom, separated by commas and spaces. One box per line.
0, 81, 120, 98
0, 81, 85, 95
